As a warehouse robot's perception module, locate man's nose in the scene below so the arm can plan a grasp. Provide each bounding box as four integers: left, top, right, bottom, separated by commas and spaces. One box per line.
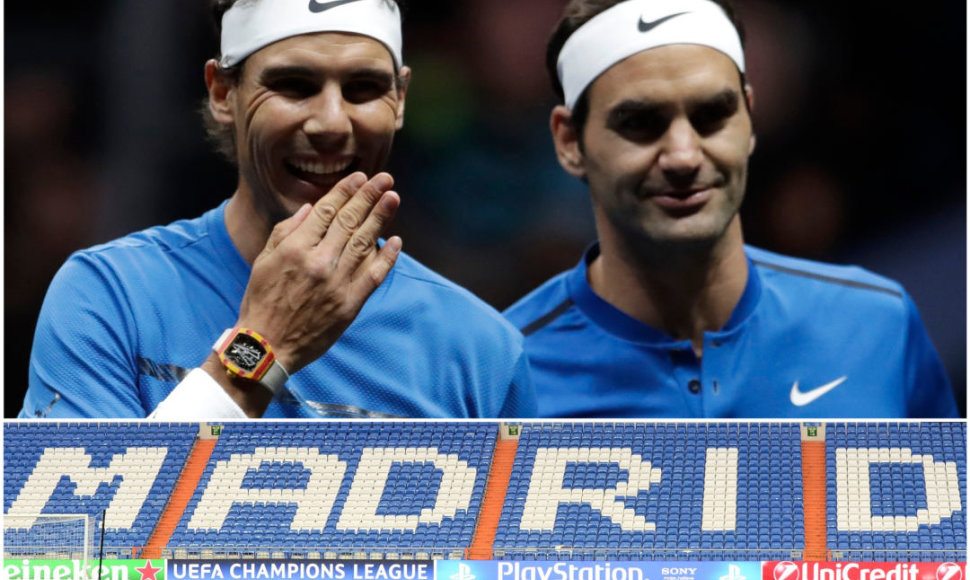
303, 84, 352, 145
657, 118, 703, 177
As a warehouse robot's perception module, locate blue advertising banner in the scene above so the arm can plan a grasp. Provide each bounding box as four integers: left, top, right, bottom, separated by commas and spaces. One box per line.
167, 560, 434, 580
435, 561, 762, 580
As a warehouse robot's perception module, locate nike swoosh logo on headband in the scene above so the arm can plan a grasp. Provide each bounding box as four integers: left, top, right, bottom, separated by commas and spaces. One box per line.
308, 0, 366, 14
638, 12, 690, 33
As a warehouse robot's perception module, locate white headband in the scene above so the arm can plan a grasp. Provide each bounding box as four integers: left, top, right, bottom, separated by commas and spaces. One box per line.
220, 0, 403, 69
557, 0, 745, 109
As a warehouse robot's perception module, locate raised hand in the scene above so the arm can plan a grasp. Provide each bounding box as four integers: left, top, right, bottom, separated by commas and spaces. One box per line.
237, 171, 402, 373
200, 171, 402, 416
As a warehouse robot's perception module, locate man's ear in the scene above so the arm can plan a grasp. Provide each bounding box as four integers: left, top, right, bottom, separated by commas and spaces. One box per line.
744, 82, 756, 154
393, 65, 411, 131
205, 59, 235, 125
550, 105, 586, 179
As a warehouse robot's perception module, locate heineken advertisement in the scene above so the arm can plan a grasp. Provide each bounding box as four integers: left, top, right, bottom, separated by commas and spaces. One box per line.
3, 558, 165, 580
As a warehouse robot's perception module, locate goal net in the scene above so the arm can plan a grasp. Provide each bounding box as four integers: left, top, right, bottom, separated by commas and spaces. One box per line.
3, 513, 93, 562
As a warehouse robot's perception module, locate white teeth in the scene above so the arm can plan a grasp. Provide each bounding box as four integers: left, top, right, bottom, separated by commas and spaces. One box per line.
291, 158, 351, 175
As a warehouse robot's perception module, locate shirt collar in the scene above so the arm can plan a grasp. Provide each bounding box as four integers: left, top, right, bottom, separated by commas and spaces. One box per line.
566, 242, 762, 343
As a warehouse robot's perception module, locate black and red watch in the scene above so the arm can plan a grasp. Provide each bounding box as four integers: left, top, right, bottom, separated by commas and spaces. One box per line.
213, 328, 289, 397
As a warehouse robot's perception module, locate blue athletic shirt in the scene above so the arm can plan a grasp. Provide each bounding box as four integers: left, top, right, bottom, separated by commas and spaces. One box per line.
22, 203, 536, 418
503, 243, 957, 418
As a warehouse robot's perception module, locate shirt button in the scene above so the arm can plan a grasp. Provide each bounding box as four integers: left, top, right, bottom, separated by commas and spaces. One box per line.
688, 379, 702, 394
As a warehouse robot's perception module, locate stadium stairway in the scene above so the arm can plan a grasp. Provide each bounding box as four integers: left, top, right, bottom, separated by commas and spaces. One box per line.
141, 437, 218, 558
467, 436, 519, 560
801, 426, 828, 560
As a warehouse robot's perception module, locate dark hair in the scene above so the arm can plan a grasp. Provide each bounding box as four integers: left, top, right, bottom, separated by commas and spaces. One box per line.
546, 0, 747, 144
202, 0, 407, 163
200, 0, 244, 163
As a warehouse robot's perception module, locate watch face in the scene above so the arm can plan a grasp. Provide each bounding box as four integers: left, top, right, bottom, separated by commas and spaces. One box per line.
227, 333, 267, 372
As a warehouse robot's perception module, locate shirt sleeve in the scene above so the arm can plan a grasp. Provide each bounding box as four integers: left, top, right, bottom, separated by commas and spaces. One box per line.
497, 347, 538, 418
901, 291, 959, 418
22, 254, 148, 418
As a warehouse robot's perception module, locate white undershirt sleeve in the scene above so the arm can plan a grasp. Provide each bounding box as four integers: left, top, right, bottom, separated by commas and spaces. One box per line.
147, 368, 248, 419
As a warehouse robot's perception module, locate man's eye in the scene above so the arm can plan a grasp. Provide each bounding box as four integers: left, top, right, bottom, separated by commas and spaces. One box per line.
270, 78, 318, 98
611, 113, 667, 142
343, 80, 391, 104
691, 104, 734, 135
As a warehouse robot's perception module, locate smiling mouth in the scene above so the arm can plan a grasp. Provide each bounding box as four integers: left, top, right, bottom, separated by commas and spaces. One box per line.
665, 189, 706, 198
648, 188, 713, 214
285, 157, 358, 186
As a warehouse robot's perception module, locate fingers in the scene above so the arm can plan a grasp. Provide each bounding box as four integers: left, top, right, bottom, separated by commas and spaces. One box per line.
269, 171, 399, 282
337, 190, 400, 273
349, 235, 402, 302
290, 171, 370, 245
315, 172, 395, 258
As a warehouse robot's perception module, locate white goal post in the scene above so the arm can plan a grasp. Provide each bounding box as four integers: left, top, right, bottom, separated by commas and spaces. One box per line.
3, 513, 93, 563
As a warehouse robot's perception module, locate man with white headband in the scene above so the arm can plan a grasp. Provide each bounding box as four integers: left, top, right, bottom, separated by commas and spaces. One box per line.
504, 0, 958, 418
21, 0, 536, 418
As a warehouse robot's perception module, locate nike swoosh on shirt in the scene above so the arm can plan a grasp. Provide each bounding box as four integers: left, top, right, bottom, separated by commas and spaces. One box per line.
308, 0, 366, 14
638, 12, 689, 33
790, 376, 848, 406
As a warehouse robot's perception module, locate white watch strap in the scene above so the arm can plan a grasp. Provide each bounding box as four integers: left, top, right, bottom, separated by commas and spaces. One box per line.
260, 362, 289, 398
214, 327, 233, 349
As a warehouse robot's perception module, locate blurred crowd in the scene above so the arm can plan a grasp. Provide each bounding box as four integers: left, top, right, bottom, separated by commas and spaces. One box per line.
5, 0, 965, 416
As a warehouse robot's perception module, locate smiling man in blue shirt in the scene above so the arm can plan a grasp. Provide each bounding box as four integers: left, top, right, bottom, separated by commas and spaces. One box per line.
504, 0, 957, 418
21, 0, 535, 419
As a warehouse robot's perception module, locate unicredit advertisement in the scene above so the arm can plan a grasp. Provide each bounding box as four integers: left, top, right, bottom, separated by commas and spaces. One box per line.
763, 562, 965, 580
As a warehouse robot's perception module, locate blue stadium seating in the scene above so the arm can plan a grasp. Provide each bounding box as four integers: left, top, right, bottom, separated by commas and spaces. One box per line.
826, 422, 966, 562
4, 421, 196, 556
4, 420, 965, 561
493, 422, 805, 561
165, 422, 495, 556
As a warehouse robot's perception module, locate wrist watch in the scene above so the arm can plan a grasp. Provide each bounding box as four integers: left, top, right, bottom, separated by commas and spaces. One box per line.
213, 328, 289, 397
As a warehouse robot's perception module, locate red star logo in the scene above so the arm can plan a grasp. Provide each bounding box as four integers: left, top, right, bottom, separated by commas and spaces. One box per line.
136, 560, 163, 580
